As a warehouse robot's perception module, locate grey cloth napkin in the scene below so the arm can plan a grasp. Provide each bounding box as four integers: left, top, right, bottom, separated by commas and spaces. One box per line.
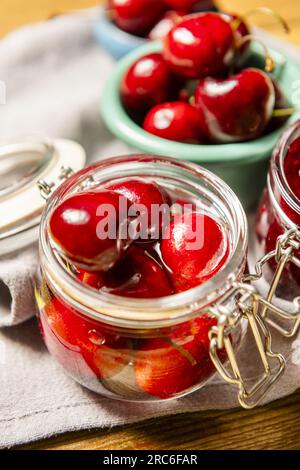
0, 245, 38, 327
0, 9, 300, 448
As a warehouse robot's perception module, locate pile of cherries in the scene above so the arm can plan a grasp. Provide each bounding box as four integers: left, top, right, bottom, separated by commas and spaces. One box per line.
120, 11, 289, 144
49, 177, 229, 295
107, 0, 217, 39
40, 174, 229, 398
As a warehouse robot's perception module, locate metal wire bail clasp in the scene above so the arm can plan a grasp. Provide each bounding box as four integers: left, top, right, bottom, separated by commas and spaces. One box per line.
37, 165, 74, 200
245, 228, 300, 338
209, 283, 285, 409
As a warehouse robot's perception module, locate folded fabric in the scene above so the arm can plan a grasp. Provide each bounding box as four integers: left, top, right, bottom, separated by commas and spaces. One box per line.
0, 244, 38, 327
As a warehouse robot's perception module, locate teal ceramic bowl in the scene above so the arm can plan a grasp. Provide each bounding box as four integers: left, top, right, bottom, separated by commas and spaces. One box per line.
101, 41, 300, 208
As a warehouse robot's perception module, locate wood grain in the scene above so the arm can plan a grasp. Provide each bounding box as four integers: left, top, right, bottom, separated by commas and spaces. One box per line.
4, 0, 300, 451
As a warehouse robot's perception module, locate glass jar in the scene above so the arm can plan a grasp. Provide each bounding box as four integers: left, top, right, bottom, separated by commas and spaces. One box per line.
254, 120, 300, 336
35, 155, 284, 407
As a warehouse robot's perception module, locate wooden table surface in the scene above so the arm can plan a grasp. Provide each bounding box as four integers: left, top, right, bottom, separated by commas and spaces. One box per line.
19, 389, 300, 450
3, 0, 300, 451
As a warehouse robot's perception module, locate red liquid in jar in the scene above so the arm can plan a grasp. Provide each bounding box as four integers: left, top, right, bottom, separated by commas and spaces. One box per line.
40, 177, 230, 399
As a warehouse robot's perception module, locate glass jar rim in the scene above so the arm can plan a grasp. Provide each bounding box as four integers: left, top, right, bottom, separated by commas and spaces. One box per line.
270, 120, 300, 226
39, 155, 248, 329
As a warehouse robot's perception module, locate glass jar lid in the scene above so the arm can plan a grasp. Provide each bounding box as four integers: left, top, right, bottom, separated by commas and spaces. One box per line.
0, 138, 86, 255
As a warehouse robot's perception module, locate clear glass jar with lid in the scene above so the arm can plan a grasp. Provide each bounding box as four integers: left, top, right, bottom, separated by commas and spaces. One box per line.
254, 120, 300, 337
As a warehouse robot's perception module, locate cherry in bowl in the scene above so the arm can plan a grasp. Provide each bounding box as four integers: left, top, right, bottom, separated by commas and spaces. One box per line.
116, 10, 290, 146
194, 68, 276, 143
143, 102, 207, 144
107, 0, 219, 39
120, 53, 182, 116
109, 0, 165, 36
102, 34, 300, 209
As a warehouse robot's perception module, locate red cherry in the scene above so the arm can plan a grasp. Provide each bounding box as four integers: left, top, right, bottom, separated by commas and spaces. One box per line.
256, 172, 300, 292
262, 196, 300, 289
79, 246, 174, 299
77, 330, 129, 380
163, 12, 235, 79
279, 135, 300, 227
148, 10, 186, 41
221, 12, 250, 45
161, 212, 229, 292
143, 102, 206, 144
163, 0, 197, 8
265, 217, 300, 289
77, 270, 105, 289
194, 68, 275, 143
41, 298, 88, 378
108, 246, 174, 298
43, 295, 128, 378
178, 88, 190, 102
265, 218, 283, 259
134, 315, 222, 398
44, 296, 85, 347
121, 53, 181, 115
109, 0, 165, 36
108, 178, 171, 239
163, 0, 210, 10
49, 190, 130, 270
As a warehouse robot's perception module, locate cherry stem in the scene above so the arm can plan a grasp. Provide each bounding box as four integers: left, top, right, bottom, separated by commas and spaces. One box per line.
162, 336, 197, 366
106, 8, 116, 21
231, 7, 290, 34
236, 34, 276, 73
173, 12, 184, 24
272, 108, 299, 117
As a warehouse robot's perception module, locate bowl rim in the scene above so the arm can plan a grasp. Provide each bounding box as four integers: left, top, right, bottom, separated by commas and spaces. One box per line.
101, 40, 300, 164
